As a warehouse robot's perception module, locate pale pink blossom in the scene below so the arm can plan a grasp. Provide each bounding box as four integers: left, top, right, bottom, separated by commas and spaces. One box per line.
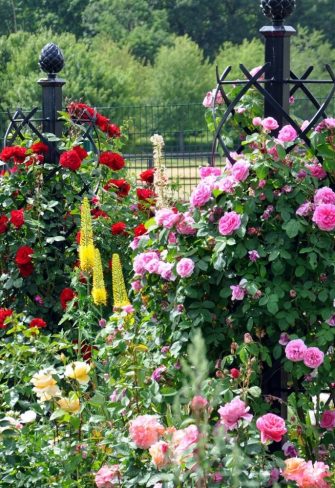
320, 410, 335, 430
202, 89, 223, 108
312, 204, 335, 231
149, 441, 170, 469
199, 166, 222, 179
253, 116, 262, 126
157, 261, 175, 281
218, 397, 253, 430
122, 304, 134, 314
262, 117, 279, 131
285, 339, 307, 362
133, 251, 159, 275
129, 415, 165, 449
303, 347, 324, 368
277, 125, 298, 142
314, 187, 335, 205
190, 183, 212, 207
144, 258, 160, 274
256, 413, 287, 444
190, 395, 208, 412
214, 175, 238, 193
155, 208, 180, 229
301, 120, 310, 132
231, 159, 250, 182
294, 460, 331, 487
218, 211, 241, 235
176, 258, 195, 278
95, 465, 120, 488
230, 285, 246, 301
171, 425, 199, 465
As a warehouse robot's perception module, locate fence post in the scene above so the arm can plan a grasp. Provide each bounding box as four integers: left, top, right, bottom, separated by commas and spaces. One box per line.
37, 43, 65, 162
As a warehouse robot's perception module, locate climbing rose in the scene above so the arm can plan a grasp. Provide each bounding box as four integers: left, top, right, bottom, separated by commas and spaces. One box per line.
10, 209, 24, 229
59, 150, 81, 171
190, 183, 212, 207
15, 246, 34, 266
190, 395, 208, 412
0, 215, 9, 233
29, 318, 47, 329
320, 410, 335, 430
314, 187, 335, 205
172, 425, 199, 465
155, 208, 180, 228
134, 223, 147, 237
262, 117, 279, 131
0, 146, 27, 163
231, 159, 250, 181
31, 142, 49, 154
230, 285, 245, 301
176, 258, 195, 278
99, 152, 125, 170
104, 179, 130, 197
140, 169, 155, 184
129, 415, 165, 449
72, 145, 88, 161
312, 204, 335, 231
111, 222, 127, 235
199, 166, 222, 178
256, 413, 287, 444
136, 188, 155, 201
95, 464, 121, 488
277, 125, 298, 142
60, 288, 76, 310
306, 163, 327, 180
285, 339, 307, 362
218, 211, 241, 235
303, 347, 324, 368
0, 308, 13, 329
218, 397, 253, 430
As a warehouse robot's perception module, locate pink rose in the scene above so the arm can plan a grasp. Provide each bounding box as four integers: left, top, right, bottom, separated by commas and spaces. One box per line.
151, 365, 167, 382
267, 145, 279, 160
218, 211, 241, 236
296, 461, 330, 487
190, 183, 212, 207
95, 464, 120, 488
172, 425, 199, 465
218, 397, 253, 430
277, 125, 297, 142
144, 258, 160, 274
320, 410, 335, 430
129, 415, 165, 449
149, 441, 170, 469
176, 213, 196, 235
133, 251, 159, 275
301, 120, 310, 132
157, 261, 175, 281
168, 232, 177, 244
190, 395, 208, 412
131, 280, 142, 292
262, 117, 279, 131
231, 159, 250, 182
176, 258, 195, 278
312, 204, 335, 231
296, 202, 314, 217
202, 89, 223, 108
256, 413, 287, 444
314, 187, 335, 205
285, 339, 307, 362
253, 116, 262, 126
155, 208, 180, 229
199, 166, 222, 179
305, 163, 327, 180
303, 347, 324, 368
214, 175, 238, 193
230, 285, 245, 301
249, 66, 264, 79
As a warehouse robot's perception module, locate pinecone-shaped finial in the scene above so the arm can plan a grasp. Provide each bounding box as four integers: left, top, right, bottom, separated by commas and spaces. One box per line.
261, 0, 296, 24
39, 43, 64, 74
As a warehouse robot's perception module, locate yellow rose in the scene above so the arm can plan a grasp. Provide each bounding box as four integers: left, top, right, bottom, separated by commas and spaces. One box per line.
31, 369, 61, 402
57, 394, 80, 414
64, 361, 90, 384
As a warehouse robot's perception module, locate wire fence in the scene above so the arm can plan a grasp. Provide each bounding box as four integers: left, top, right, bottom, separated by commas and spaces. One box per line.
1, 98, 334, 200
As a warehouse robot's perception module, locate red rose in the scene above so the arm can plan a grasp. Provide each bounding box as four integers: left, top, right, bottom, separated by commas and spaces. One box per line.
99, 152, 125, 171
30, 142, 49, 154
139, 169, 155, 184
0, 308, 13, 329
60, 288, 77, 310
134, 223, 147, 237
18, 263, 34, 278
29, 318, 46, 329
96, 114, 110, 132
72, 340, 97, 362
0, 215, 9, 234
230, 368, 240, 379
91, 209, 109, 219
15, 246, 34, 265
59, 150, 82, 171
111, 222, 127, 235
107, 124, 121, 138
136, 188, 156, 201
103, 179, 130, 197
0, 146, 27, 164
72, 145, 88, 161
67, 102, 95, 122
10, 209, 24, 229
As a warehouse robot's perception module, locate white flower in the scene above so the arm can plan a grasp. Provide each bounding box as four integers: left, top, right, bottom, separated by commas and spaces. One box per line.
20, 410, 37, 424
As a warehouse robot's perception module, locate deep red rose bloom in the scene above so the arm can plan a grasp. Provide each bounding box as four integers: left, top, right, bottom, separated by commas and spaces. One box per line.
103, 178, 130, 197
230, 368, 240, 379
29, 318, 47, 329
0, 308, 13, 329
67, 102, 95, 122
134, 223, 147, 237
136, 188, 156, 201
99, 152, 125, 171
30, 142, 49, 154
139, 169, 155, 184
96, 114, 110, 132
72, 340, 97, 362
18, 263, 34, 278
111, 222, 127, 235
10, 209, 24, 229
59, 150, 82, 171
72, 145, 88, 161
0, 215, 9, 233
107, 124, 121, 138
91, 208, 109, 219
15, 246, 34, 266
60, 288, 77, 310
0, 146, 27, 164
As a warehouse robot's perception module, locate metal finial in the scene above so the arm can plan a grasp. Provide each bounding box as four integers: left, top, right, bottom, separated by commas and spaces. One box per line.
260, 0, 296, 25
39, 43, 64, 75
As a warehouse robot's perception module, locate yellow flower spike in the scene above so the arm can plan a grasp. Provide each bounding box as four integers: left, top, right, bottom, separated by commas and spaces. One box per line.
79, 197, 95, 272
112, 253, 130, 308
92, 248, 107, 306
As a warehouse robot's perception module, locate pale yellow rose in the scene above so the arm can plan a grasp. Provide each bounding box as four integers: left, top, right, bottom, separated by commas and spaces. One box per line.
31, 369, 61, 402
57, 395, 80, 414
64, 361, 90, 384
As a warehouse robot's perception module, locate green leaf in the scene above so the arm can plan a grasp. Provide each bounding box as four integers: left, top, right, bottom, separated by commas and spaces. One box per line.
248, 386, 261, 398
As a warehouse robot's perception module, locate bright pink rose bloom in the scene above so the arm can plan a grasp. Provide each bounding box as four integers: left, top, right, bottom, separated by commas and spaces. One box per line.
168, 232, 177, 244
314, 187, 335, 205
199, 166, 222, 179
176, 258, 195, 278
320, 410, 335, 430
285, 339, 307, 362
176, 213, 196, 235
190, 183, 212, 207
230, 285, 246, 301
277, 125, 298, 142
218, 211, 241, 236
262, 117, 279, 131
144, 258, 160, 274
267, 145, 279, 160
95, 464, 120, 488
231, 159, 250, 182
149, 441, 170, 469
312, 204, 335, 231
253, 116, 262, 126
151, 365, 167, 382
157, 261, 175, 281
129, 415, 165, 449
218, 397, 253, 430
296, 202, 314, 217
133, 251, 159, 275
172, 425, 199, 465
305, 163, 327, 180
256, 413, 287, 444
303, 347, 324, 368
297, 461, 330, 488
155, 208, 180, 229
215, 175, 238, 193
131, 280, 142, 292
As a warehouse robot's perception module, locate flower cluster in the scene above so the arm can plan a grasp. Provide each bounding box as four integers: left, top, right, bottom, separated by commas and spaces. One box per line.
67, 102, 121, 138
285, 339, 324, 368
